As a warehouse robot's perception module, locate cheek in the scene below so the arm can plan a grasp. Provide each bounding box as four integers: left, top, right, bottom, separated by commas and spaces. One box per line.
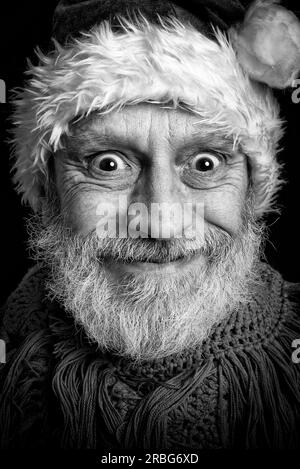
204, 191, 244, 235
61, 191, 131, 236
63, 194, 103, 235
203, 180, 248, 235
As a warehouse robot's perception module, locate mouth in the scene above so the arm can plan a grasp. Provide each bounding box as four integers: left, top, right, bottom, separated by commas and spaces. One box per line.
121, 254, 187, 264
104, 251, 203, 274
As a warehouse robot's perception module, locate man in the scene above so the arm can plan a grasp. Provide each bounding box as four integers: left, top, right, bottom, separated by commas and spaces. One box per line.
0, 0, 300, 450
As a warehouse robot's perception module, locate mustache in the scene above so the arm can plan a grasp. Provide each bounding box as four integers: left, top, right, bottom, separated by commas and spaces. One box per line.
90, 226, 235, 264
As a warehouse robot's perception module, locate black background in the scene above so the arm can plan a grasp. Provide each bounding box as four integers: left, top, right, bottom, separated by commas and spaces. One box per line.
0, 0, 300, 305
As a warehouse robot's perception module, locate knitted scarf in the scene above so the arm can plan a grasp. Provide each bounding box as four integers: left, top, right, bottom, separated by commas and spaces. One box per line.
0, 262, 300, 450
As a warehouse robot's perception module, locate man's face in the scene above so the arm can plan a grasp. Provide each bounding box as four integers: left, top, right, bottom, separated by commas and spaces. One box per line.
33, 103, 262, 362
54, 103, 248, 275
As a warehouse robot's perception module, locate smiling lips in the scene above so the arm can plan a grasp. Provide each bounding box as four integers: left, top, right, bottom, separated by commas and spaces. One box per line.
104, 251, 204, 274
122, 254, 187, 264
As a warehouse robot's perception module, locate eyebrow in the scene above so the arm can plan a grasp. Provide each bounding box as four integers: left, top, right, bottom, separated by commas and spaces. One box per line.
65, 133, 128, 162
182, 132, 235, 153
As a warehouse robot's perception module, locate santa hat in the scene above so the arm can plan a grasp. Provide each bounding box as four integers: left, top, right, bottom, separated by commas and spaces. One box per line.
11, 0, 300, 215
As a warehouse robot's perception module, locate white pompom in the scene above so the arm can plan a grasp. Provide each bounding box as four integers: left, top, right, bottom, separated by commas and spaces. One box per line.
230, 0, 300, 88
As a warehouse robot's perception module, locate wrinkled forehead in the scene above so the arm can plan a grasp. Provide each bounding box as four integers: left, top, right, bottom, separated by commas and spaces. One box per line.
67, 103, 236, 154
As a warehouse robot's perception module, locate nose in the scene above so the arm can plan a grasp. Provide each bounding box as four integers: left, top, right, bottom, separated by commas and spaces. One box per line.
128, 160, 196, 239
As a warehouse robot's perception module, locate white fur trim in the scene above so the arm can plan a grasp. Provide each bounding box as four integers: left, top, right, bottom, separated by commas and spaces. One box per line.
11, 16, 283, 214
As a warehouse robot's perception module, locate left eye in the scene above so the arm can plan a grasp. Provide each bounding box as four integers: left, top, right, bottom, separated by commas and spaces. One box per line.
191, 153, 221, 172
91, 153, 127, 172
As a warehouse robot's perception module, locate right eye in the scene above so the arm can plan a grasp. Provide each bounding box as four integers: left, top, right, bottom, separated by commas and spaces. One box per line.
91, 152, 128, 172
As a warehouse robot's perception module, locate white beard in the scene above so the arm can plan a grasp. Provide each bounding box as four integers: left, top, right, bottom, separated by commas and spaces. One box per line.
30, 202, 263, 363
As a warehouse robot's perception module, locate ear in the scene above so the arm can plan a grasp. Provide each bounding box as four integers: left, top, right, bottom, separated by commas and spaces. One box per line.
229, 0, 300, 89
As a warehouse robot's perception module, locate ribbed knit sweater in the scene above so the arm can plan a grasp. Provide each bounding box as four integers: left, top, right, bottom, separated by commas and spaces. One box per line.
0, 262, 300, 449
